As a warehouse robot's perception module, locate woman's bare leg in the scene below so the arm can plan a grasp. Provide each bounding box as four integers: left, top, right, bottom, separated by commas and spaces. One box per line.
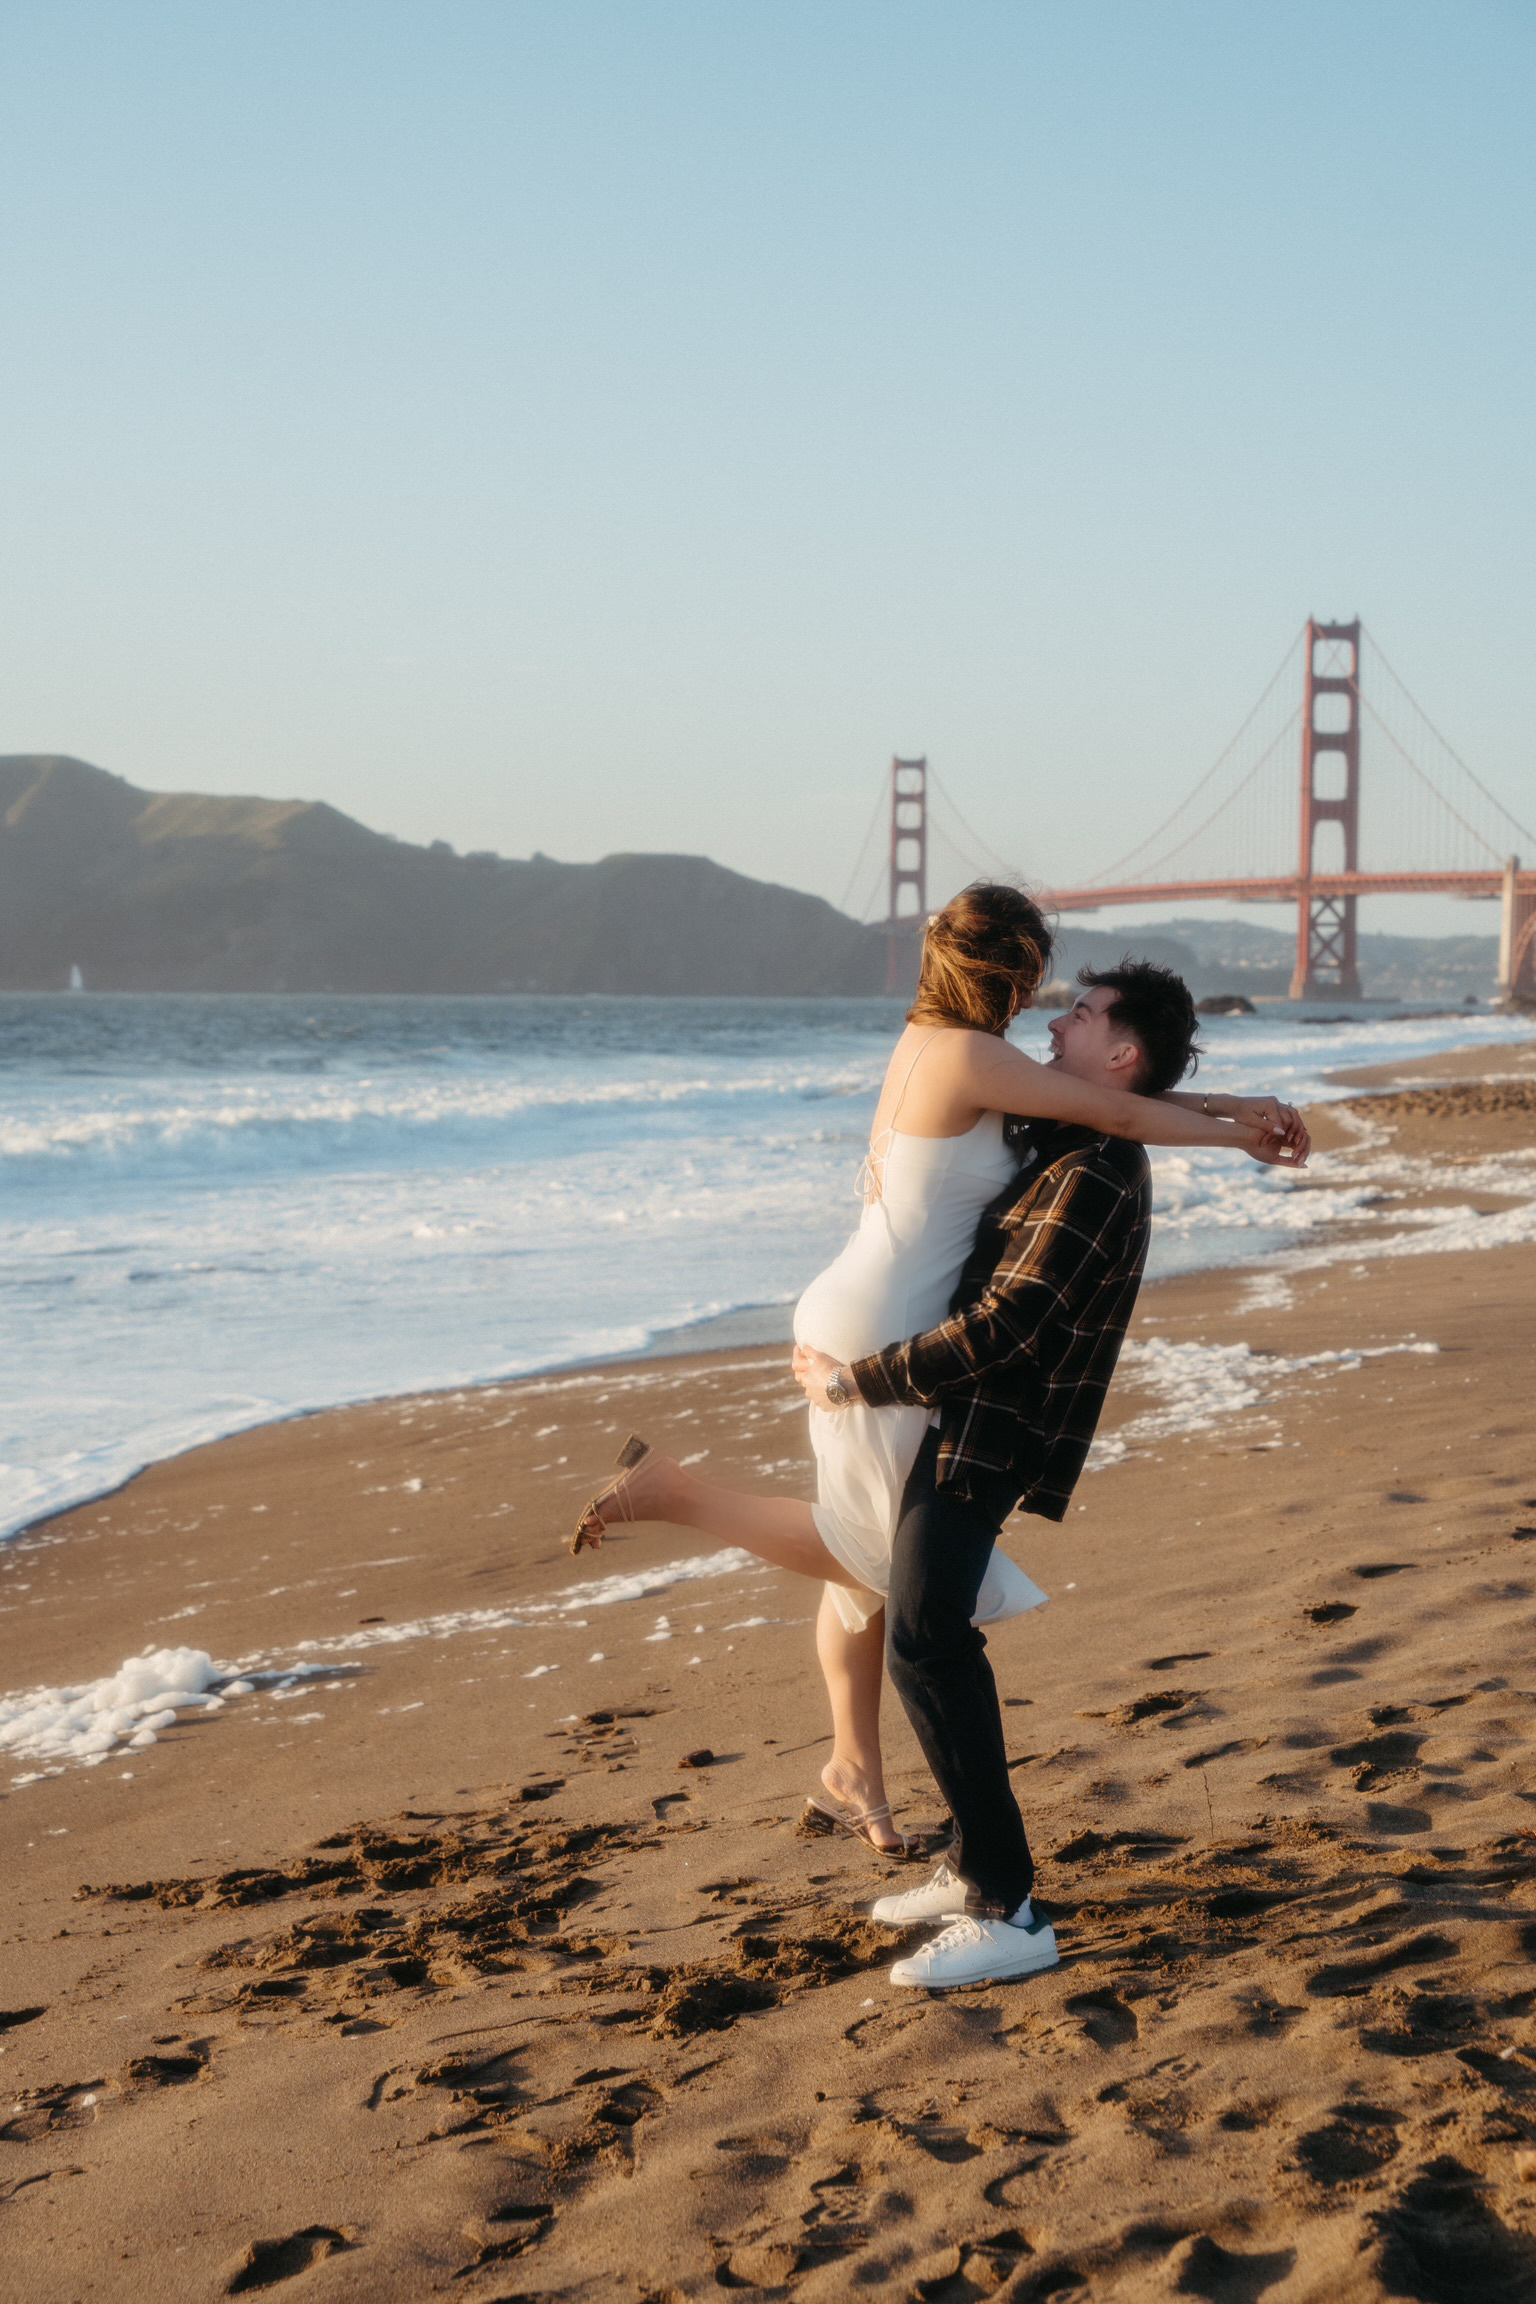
587, 1451, 868, 1589
586, 1454, 902, 1848
815, 1589, 903, 1852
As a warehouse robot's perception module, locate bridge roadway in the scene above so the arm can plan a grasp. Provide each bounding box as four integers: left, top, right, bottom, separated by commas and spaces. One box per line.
1037, 870, 1536, 911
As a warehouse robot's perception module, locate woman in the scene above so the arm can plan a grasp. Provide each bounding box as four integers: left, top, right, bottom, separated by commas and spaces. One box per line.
570, 885, 1306, 1853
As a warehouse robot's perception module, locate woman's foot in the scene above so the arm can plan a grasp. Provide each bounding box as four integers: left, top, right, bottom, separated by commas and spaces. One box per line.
811, 1759, 909, 1855
571, 1439, 682, 1553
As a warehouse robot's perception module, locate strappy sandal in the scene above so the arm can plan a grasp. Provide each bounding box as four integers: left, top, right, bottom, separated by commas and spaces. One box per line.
569, 1432, 652, 1556
801, 1790, 913, 1859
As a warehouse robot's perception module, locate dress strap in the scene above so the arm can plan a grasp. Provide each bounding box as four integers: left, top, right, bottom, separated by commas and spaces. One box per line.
859, 1029, 950, 1204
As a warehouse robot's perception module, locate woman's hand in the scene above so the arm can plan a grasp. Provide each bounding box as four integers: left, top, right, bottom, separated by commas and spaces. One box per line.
1242, 1129, 1304, 1168
1214, 1094, 1310, 1165
792, 1343, 859, 1409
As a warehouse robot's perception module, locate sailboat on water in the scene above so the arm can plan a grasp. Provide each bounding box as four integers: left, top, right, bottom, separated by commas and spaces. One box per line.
68, 963, 84, 991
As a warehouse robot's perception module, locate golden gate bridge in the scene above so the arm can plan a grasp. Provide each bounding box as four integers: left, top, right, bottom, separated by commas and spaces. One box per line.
842, 620, 1536, 1005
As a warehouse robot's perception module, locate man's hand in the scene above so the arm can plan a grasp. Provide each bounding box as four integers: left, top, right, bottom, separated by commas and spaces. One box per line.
792, 1343, 859, 1409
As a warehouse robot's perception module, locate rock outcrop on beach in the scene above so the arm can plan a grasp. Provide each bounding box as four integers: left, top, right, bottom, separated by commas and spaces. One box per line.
0, 755, 889, 996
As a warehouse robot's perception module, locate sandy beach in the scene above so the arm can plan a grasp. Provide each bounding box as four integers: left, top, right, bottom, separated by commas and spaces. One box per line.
4, 1040, 1536, 2303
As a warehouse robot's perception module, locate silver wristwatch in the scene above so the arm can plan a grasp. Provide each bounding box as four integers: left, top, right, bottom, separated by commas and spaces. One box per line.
824, 1368, 856, 1409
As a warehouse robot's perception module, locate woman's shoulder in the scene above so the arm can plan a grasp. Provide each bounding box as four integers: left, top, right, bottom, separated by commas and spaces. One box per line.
900, 1018, 1011, 1055
884, 1021, 1006, 1093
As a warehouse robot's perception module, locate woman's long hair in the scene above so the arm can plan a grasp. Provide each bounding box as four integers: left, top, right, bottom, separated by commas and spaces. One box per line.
907, 882, 1054, 1036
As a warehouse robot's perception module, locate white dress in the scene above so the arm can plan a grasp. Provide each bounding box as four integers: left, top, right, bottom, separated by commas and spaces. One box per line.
793, 1039, 1050, 1636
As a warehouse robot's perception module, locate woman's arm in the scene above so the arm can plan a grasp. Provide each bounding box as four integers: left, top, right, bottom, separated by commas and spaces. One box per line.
1163, 1088, 1311, 1164
956, 1035, 1300, 1160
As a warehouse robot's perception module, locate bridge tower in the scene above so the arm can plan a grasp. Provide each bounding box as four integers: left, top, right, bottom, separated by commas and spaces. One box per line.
1290, 619, 1363, 1000
885, 755, 929, 994
1499, 856, 1536, 1006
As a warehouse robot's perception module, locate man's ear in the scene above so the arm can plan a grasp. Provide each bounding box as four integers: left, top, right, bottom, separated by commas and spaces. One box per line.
1104, 1038, 1142, 1084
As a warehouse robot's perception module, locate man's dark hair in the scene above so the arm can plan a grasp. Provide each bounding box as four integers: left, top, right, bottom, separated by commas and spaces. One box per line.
1077, 960, 1201, 1097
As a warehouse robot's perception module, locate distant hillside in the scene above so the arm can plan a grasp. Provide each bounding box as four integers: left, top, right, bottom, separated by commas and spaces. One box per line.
0, 757, 889, 995
1, 756, 1499, 999
1076, 914, 1501, 1002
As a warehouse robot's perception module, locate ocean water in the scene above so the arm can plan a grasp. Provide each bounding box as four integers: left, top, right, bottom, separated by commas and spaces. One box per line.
2, 992, 1531, 1545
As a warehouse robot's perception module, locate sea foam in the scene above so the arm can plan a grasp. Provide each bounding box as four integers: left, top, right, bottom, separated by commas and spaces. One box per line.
3, 995, 1531, 1546
2, 1548, 766, 1775
1, 1646, 229, 1775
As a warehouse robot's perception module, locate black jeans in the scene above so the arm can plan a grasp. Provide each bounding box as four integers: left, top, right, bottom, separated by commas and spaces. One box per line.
885, 1429, 1034, 1918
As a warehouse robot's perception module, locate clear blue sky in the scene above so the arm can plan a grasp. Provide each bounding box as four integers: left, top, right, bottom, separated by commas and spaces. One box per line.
3, 2, 1532, 936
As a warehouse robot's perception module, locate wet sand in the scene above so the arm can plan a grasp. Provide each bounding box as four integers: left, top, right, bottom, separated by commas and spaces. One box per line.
3, 1046, 1536, 2302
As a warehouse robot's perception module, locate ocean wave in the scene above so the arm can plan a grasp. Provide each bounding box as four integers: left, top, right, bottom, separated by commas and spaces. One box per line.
0, 1064, 880, 1178
4, 1002, 1532, 1553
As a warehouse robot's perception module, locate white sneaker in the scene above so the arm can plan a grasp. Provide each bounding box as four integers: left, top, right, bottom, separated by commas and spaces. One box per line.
869, 1860, 968, 1927
890, 1910, 1060, 1990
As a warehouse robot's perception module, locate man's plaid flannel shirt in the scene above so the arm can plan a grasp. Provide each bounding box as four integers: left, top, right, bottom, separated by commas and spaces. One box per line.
849, 1117, 1152, 1521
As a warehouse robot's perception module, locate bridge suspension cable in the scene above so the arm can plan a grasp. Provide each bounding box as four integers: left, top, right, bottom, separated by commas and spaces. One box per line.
1101, 707, 1302, 891
926, 768, 1027, 885
1078, 626, 1305, 889
1359, 700, 1504, 865
1359, 628, 1535, 854
837, 777, 890, 920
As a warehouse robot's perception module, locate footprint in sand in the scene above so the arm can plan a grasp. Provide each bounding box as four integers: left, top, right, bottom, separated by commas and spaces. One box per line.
888, 2117, 983, 2164
651, 1973, 776, 2037
1453, 2045, 1536, 2096
1202, 1884, 1290, 1921
1104, 1688, 1202, 1729
1054, 1826, 1187, 1863
1165, 2232, 1297, 2300
544, 2077, 665, 2178
1304, 1602, 1358, 1626
0, 2006, 45, 2032
984, 2161, 1053, 2207
1293, 2103, 1402, 2184
1306, 1930, 1457, 1998
0, 2080, 109, 2142
712, 2134, 796, 2180
224, 2227, 357, 2293
719, 2239, 803, 2288
1233, 1992, 1304, 2035
1328, 1728, 1424, 1788
1182, 1739, 1266, 1770
1373, 2157, 1536, 2303
1366, 1799, 1434, 1834
125, 2041, 212, 2086
456, 2203, 553, 2280
1351, 1562, 1413, 1579
1064, 1989, 1138, 2049
413, 2044, 530, 2125
1361, 1986, 1479, 2058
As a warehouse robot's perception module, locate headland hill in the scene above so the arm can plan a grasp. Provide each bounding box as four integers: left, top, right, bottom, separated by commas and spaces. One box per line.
0, 753, 1502, 1001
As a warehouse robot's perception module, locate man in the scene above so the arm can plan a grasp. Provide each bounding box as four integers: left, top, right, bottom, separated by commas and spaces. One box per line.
792, 962, 1249, 1989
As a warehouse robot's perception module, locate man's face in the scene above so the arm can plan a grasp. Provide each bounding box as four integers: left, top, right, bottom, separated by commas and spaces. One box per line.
1046, 986, 1145, 1090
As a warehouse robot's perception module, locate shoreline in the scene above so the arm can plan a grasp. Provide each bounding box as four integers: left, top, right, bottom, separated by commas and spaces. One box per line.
4, 1036, 1536, 2298
7, 1031, 1531, 1556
